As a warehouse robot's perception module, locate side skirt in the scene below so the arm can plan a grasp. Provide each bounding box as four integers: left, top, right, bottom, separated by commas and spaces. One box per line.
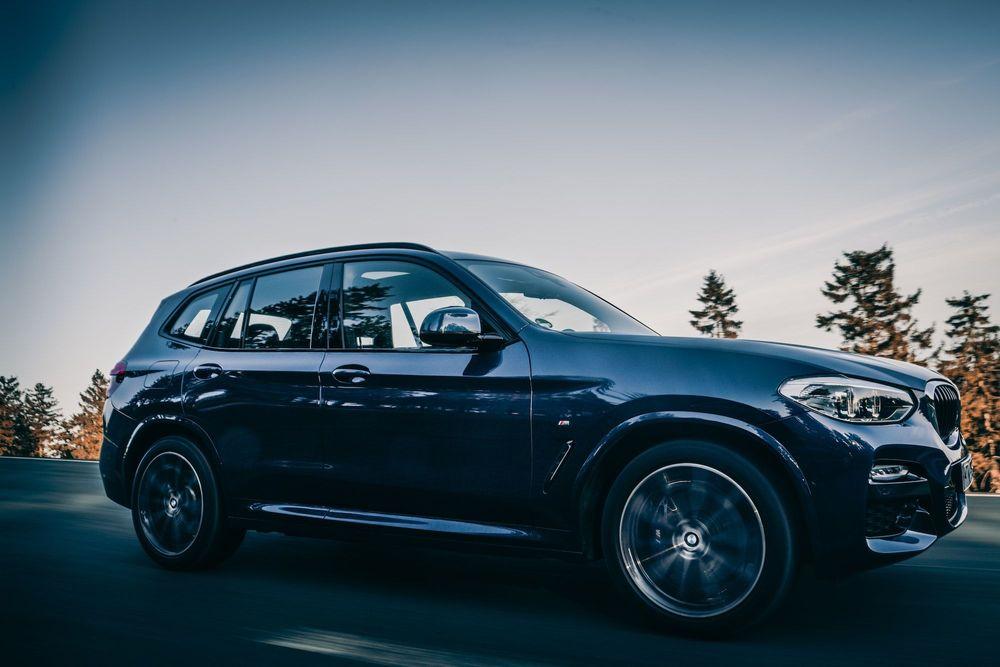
237, 502, 580, 554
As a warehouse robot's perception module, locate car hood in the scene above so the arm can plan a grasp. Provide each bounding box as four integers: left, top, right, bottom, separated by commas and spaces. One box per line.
563, 333, 943, 391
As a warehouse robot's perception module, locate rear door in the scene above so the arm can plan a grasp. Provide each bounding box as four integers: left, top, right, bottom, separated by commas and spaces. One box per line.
182, 264, 331, 510
318, 258, 533, 524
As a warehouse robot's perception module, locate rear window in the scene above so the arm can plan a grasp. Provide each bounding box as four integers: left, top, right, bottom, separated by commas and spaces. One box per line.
244, 266, 323, 349
166, 286, 229, 343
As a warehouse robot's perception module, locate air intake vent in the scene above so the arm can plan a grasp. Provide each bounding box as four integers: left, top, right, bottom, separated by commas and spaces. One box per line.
932, 383, 961, 438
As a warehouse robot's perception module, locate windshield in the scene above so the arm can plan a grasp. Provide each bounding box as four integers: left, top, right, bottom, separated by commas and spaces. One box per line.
461, 260, 656, 336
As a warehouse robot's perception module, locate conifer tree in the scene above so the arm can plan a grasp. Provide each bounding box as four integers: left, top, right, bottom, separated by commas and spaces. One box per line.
21, 383, 61, 458
62, 370, 109, 460
689, 270, 743, 339
0, 376, 28, 456
816, 244, 933, 362
938, 292, 999, 492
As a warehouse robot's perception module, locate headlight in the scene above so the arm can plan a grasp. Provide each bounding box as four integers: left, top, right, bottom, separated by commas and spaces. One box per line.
778, 376, 914, 423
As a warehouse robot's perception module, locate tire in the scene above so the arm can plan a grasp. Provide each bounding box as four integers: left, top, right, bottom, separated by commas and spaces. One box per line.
601, 440, 797, 636
130, 436, 245, 570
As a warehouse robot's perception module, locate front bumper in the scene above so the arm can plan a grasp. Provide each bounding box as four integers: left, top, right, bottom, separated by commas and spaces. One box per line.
766, 409, 970, 576
865, 454, 971, 555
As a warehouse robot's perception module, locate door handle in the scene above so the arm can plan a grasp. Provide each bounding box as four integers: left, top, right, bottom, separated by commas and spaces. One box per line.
332, 365, 371, 385
193, 363, 224, 380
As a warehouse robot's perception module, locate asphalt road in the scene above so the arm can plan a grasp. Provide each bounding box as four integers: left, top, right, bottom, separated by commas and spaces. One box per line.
2, 458, 997, 666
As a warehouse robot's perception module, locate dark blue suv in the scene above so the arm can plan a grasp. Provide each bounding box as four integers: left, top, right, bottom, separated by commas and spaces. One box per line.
100, 242, 971, 633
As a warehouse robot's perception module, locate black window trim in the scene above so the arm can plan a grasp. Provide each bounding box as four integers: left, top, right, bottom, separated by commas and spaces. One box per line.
210, 277, 254, 349
161, 260, 331, 352
236, 261, 328, 352
160, 282, 236, 346
330, 255, 514, 353
160, 255, 518, 352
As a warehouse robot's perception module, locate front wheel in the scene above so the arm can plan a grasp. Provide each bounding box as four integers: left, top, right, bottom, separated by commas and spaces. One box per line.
602, 441, 797, 635
131, 436, 244, 570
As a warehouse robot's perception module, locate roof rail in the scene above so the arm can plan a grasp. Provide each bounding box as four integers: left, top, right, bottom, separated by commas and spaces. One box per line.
189, 242, 440, 286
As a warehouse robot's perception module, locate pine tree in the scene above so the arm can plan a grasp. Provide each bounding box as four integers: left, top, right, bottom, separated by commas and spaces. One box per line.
937, 292, 999, 492
62, 370, 108, 460
816, 244, 934, 362
0, 376, 27, 456
21, 383, 61, 458
689, 270, 743, 339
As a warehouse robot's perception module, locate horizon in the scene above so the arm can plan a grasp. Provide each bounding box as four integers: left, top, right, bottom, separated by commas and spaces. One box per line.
3, 1, 999, 411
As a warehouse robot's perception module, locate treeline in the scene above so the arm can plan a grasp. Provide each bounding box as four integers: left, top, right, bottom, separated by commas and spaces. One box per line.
691, 244, 999, 492
0, 370, 107, 461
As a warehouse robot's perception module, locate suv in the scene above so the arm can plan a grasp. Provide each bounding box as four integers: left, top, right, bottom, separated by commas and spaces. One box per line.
100, 242, 971, 633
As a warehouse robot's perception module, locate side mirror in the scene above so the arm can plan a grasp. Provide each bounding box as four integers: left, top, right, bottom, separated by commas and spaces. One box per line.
419, 307, 483, 348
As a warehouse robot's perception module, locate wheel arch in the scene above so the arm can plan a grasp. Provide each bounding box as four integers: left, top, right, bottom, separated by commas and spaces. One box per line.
121, 415, 223, 508
574, 411, 817, 561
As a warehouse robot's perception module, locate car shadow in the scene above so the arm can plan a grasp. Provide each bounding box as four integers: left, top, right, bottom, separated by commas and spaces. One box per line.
211, 530, 959, 646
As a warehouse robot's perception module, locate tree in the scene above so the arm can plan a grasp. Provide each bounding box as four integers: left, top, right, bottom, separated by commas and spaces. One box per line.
21, 383, 61, 458
61, 370, 109, 460
937, 291, 999, 492
689, 270, 743, 339
0, 376, 30, 457
816, 244, 934, 362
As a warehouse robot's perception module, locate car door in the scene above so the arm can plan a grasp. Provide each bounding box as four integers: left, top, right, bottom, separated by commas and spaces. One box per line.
182, 264, 331, 511
319, 258, 533, 524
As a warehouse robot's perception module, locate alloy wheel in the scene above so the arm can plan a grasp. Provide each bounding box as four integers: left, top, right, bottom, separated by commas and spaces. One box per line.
137, 451, 204, 556
618, 463, 765, 618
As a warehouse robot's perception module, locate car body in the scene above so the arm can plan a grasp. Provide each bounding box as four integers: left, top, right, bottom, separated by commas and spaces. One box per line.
100, 242, 971, 633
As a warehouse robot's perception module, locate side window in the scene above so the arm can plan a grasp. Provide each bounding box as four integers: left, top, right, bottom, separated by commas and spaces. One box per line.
341, 261, 480, 349
166, 286, 229, 344
245, 266, 323, 349
211, 280, 252, 348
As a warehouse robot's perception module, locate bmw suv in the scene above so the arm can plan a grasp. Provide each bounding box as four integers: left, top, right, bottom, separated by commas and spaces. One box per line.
100, 242, 971, 633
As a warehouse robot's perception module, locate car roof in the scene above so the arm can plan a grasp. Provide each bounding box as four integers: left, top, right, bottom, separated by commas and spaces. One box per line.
439, 250, 519, 264
189, 242, 436, 287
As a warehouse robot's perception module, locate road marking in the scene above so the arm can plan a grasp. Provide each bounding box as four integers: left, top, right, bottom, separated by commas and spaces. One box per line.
259, 628, 543, 667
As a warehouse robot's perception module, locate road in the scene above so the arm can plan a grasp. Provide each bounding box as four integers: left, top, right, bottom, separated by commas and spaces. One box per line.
1, 457, 996, 666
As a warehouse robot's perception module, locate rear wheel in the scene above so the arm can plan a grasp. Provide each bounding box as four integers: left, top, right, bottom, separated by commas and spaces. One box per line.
602, 441, 797, 635
131, 436, 244, 570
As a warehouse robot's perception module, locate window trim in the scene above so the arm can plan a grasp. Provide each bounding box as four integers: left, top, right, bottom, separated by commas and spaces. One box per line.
160, 282, 235, 346
209, 278, 253, 349
161, 261, 330, 352
238, 262, 328, 352
159, 255, 519, 352
330, 256, 513, 353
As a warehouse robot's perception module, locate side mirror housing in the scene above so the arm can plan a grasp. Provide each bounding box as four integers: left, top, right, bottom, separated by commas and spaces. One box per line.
419, 307, 483, 348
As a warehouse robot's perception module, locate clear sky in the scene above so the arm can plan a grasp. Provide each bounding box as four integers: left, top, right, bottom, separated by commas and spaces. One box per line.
3, 1, 999, 412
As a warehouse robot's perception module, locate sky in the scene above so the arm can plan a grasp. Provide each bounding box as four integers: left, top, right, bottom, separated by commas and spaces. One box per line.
2, 0, 999, 412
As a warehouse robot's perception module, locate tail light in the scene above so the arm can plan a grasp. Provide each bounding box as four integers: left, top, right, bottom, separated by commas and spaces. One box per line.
108, 360, 127, 397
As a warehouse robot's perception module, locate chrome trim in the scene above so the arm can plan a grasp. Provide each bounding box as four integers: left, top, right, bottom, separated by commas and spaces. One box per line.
544, 441, 573, 492
866, 529, 937, 555
249, 503, 540, 540
924, 379, 962, 445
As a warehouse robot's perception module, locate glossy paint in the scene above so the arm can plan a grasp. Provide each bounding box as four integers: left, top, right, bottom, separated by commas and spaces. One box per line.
100, 244, 968, 575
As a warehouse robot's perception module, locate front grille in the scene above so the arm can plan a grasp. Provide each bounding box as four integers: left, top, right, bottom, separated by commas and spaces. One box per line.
931, 383, 961, 438
865, 498, 917, 538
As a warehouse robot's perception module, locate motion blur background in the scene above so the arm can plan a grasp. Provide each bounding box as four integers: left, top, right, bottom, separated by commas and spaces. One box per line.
3, 3, 1000, 664
4, 0, 999, 411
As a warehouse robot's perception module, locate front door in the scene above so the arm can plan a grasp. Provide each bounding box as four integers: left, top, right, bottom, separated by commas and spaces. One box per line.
319, 259, 532, 524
